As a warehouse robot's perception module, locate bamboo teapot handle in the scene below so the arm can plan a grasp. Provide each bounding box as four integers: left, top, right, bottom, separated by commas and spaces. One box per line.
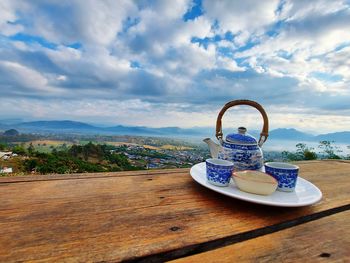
216, 100, 269, 146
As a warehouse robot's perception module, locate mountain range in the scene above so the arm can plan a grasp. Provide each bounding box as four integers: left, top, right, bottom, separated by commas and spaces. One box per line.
0, 120, 349, 143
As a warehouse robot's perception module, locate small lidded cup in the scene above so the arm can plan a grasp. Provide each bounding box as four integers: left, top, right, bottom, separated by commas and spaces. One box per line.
264, 162, 299, 192
206, 158, 234, 187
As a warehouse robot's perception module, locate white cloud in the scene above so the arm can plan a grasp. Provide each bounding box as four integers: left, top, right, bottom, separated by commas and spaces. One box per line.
2, 97, 350, 134
0, 60, 57, 93
56, 75, 67, 81
26, 0, 137, 45
123, 4, 212, 57
148, 0, 191, 20
164, 43, 217, 75
280, 0, 348, 21
233, 31, 251, 47
234, 2, 350, 94
0, 1, 350, 132
269, 111, 350, 134
323, 46, 350, 80
216, 56, 245, 72
0, 0, 24, 35
203, 0, 279, 39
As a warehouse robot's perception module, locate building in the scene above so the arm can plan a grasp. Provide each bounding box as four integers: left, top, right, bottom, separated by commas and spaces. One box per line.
0, 167, 13, 174
0, 151, 13, 160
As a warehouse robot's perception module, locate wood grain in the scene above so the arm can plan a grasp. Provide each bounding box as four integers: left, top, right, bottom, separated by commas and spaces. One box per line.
0, 160, 349, 262
172, 210, 350, 263
0, 168, 183, 183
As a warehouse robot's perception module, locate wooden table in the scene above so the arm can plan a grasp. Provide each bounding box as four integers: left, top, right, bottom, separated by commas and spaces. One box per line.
0, 160, 349, 262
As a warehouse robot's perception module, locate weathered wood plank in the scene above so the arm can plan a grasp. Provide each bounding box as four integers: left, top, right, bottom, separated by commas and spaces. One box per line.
1, 160, 348, 184
0, 168, 185, 183
0, 161, 349, 262
172, 211, 350, 263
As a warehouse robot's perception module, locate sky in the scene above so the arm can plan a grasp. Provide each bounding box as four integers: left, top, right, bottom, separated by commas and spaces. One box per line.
0, 0, 350, 133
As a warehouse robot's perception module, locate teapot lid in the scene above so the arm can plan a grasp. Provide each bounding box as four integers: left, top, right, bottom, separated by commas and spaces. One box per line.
226, 127, 257, 144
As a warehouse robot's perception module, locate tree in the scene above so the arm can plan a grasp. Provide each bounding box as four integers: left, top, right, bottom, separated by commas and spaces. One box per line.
282, 150, 299, 161
69, 144, 81, 157
318, 141, 341, 159
295, 143, 318, 160
24, 159, 38, 172
346, 145, 350, 160
0, 142, 7, 151
3, 129, 19, 136
12, 144, 26, 155
27, 143, 35, 155
282, 143, 317, 161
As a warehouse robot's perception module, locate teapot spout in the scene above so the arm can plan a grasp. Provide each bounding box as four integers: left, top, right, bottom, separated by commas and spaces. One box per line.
203, 138, 222, 159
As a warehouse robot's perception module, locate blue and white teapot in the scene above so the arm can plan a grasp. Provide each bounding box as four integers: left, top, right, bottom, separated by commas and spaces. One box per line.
203, 100, 269, 171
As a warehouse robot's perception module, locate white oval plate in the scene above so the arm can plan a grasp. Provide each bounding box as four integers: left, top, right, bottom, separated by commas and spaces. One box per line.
190, 162, 322, 207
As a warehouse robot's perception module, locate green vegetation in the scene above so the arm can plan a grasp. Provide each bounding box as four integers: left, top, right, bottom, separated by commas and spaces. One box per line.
0, 142, 7, 151
2, 131, 349, 176
0, 133, 43, 143
4, 142, 143, 174
12, 144, 27, 155
318, 141, 342, 159
282, 141, 344, 161
0, 133, 207, 175
282, 143, 318, 161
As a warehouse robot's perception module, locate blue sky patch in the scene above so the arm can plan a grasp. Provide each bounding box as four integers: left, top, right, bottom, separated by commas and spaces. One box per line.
265, 21, 285, 37
277, 50, 293, 59
311, 72, 343, 82
183, 0, 203, 21
9, 33, 58, 49
235, 40, 258, 53
191, 34, 222, 48
67, 42, 82, 49
130, 61, 141, 69
334, 42, 350, 52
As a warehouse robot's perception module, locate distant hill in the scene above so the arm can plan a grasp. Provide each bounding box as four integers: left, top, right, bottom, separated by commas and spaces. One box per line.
315, 131, 350, 143
0, 118, 23, 125
269, 128, 314, 141
0, 121, 213, 138
16, 120, 97, 130
10, 121, 211, 137
101, 125, 211, 136
1, 120, 349, 143
3, 129, 19, 136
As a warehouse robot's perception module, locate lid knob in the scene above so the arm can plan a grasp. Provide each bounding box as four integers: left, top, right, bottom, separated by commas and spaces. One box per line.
238, 127, 247, 134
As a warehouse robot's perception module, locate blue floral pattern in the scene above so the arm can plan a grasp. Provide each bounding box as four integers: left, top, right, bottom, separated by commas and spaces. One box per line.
222, 142, 259, 150
206, 161, 234, 186
265, 166, 299, 192
219, 142, 263, 171
226, 133, 257, 144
